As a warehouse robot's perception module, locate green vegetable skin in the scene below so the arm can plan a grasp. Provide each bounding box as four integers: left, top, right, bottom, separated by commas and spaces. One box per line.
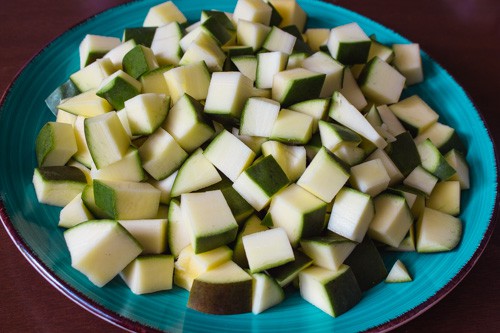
33, 0, 469, 319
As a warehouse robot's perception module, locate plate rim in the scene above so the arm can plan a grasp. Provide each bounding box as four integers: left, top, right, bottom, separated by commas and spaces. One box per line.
0, 0, 498, 332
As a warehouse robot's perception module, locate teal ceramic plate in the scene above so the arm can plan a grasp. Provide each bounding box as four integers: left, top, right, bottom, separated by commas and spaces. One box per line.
0, 0, 497, 332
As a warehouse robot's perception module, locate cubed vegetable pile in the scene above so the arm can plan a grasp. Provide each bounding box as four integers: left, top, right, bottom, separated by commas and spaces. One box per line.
33, 0, 469, 318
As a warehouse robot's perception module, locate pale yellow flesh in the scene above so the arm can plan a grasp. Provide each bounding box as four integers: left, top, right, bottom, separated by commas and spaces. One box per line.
242, 227, 295, 273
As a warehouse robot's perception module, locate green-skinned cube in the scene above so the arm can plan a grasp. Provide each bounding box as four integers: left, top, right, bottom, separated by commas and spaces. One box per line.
122, 27, 157, 47
269, 183, 327, 247
326, 22, 371, 65
96, 70, 141, 110
123, 45, 159, 79
232, 155, 289, 211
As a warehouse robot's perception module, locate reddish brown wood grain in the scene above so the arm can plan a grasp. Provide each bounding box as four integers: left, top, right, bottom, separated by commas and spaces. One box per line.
0, 1, 498, 332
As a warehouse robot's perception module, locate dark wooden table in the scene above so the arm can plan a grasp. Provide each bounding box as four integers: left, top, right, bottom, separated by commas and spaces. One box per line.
1, 0, 499, 332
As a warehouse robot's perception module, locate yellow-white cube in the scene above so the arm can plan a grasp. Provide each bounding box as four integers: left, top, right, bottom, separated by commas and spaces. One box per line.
121, 255, 174, 294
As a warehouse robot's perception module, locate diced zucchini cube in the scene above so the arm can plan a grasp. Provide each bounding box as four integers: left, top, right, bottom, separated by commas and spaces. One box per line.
304, 28, 330, 51
358, 56, 406, 104
79, 34, 121, 69
329, 92, 386, 149
231, 55, 257, 81
343, 236, 387, 291
151, 22, 183, 66
445, 149, 470, 190
179, 27, 203, 52
167, 198, 191, 258
261, 140, 306, 182
414, 121, 466, 156
84, 111, 131, 169
204, 72, 253, 123
268, 183, 327, 246
299, 265, 362, 317
35, 122, 77, 167
163, 94, 214, 153
268, 0, 307, 31
57, 90, 113, 117
251, 272, 285, 314
327, 187, 374, 243
385, 259, 412, 283
188, 261, 253, 314
403, 165, 439, 195
45, 79, 81, 115
143, 1, 187, 27
123, 27, 157, 48
288, 98, 330, 133
91, 147, 145, 183
236, 19, 272, 52
233, 0, 273, 25
367, 38, 395, 63
96, 70, 141, 110
204, 129, 256, 182
256, 51, 288, 89
64, 220, 142, 287
300, 232, 357, 271
384, 131, 421, 177
239, 97, 280, 137
349, 158, 390, 196
368, 192, 413, 247
297, 147, 350, 203
181, 190, 239, 253
200, 15, 235, 46
59, 193, 94, 228
104, 40, 137, 70
301, 51, 344, 97
171, 148, 222, 197
393, 43, 423, 85
93, 179, 161, 220
326, 22, 371, 65
262, 26, 297, 55
140, 65, 173, 94
120, 255, 174, 294
417, 139, 456, 180
118, 219, 168, 254
242, 227, 295, 273
123, 45, 159, 79
221, 186, 255, 224
232, 155, 289, 211
187, 245, 233, 277
201, 10, 236, 32
232, 215, 268, 267
138, 128, 188, 180
270, 109, 313, 144
124, 93, 169, 136
80, 184, 111, 219
179, 32, 227, 72
223, 45, 254, 57
318, 120, 361, 153
427, 181, 461, 216
377, 104, 406, 137
272, 68, 325, 107
388, 95, 439, 136
338, 67, 367, 111
416, 207, 462, 252
70, 58, 115, 92
164, 61, 211, 104
33, 166, 87, 207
